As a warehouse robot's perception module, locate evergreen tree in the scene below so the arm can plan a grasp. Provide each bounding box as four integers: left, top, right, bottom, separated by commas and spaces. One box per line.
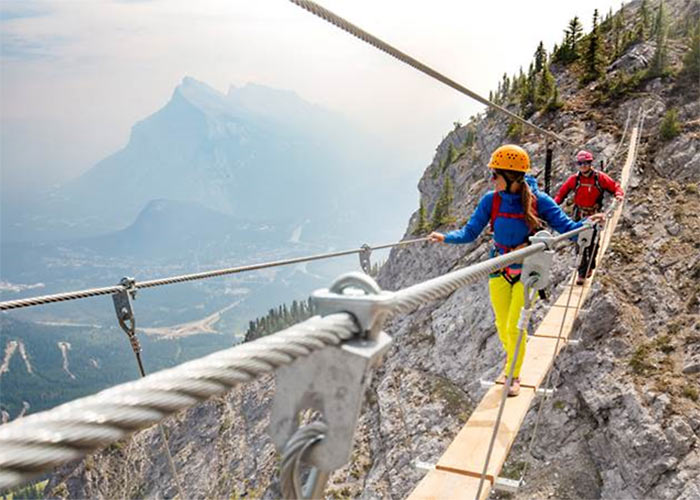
431, 176, 454, 228
681, 19, 700, 82
648, 0, 669, 77
659, 108, 681, 140
534, 41, 547, 73
636, 0, 650, 40
464, 125, 476, 147
583, 9, 605, 82
554, 16, 584, 64
415, 200, 429, 234
445, 143, 456, 170
546, 84, 563, 112
536, 64, 556, 110
612, 9, 625, 56
565, 16, 584, 62
518, 63, 537, 116
501, 73, 511, 99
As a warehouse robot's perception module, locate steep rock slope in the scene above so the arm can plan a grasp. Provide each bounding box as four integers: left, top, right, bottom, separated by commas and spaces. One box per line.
42, 1, 699, 498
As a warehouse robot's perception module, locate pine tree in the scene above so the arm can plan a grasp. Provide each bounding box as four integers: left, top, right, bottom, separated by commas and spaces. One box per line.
636, 0, 650, 41
536, 64, 556, 110
564, 16, 584, 62
501, 73, 510, 100
681, 19, 700, 82
583, 9, 605, 82
431, 176, 454, 228
613, 9, 625, 56
415, 200, 429, 234
534, 41, 547, 73
648, 0, 669, 77
445, 143, 456, 170
547, 84, 563, 111
519, 63, 537, 117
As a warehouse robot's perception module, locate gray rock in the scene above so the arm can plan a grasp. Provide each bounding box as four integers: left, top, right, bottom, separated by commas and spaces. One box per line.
682, 362, 700, 374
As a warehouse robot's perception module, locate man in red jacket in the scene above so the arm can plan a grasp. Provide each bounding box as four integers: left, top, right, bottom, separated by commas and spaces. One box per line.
554, 150, 624, 284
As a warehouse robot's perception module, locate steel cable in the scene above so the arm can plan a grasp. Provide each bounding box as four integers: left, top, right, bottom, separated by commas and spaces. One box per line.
0, 226, 588, 489
0, 313, 357, 490
0, 239, 429, 311
289, 0, 575, 147
392, 226, 587, 314
279, 422, 328, 499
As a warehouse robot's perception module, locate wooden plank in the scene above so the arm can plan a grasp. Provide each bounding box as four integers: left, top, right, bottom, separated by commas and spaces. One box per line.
408, 469, 491, 500
436, 385, 535, 482
552, 285, 590, 309
532, 306, 577, 339
500, 336, 564, 389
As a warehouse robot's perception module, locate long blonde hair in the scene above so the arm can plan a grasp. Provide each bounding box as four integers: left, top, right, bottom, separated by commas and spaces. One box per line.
498, 169, 542, 230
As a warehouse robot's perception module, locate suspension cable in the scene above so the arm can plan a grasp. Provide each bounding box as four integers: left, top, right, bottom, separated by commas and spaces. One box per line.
288, 0, 576, 147
0, 313, 358, 490
0, 225, 588, 489
0, 238, 428, 311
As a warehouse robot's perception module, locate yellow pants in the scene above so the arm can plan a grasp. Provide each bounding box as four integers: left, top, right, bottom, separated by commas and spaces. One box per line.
488, 275, 528, 378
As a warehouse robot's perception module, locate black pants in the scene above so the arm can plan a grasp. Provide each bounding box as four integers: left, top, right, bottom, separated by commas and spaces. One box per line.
578, 226, 600, 278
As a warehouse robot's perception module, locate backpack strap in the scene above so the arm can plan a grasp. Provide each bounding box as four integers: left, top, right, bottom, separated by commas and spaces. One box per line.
490, 191, 538, 236
490, 191, 501, 231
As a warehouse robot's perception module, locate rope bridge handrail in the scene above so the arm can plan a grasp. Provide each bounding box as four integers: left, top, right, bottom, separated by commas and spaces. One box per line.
0, 225, 588, 490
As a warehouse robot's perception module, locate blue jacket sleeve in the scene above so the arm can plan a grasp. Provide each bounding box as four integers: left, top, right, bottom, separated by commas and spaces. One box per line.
537, 193, 583, 234
444, 193, 492, 244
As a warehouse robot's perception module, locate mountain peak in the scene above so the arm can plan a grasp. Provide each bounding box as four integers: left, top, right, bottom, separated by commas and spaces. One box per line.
175, 76, 230, 116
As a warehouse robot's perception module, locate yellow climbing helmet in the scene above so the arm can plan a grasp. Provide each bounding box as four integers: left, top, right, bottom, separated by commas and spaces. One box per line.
488, 144, 531, 173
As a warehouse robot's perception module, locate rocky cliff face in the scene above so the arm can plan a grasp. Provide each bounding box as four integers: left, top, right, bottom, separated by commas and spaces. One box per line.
43, 1, 700, 498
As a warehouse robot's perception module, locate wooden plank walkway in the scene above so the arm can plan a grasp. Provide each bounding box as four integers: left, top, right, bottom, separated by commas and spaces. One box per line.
407, 127, 638, 500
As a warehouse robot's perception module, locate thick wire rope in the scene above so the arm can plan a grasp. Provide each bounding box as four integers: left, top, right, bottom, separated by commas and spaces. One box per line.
279, 422, 328, 499
0, 238, 428, 311
288, 0, 575, 147
0, 313, 358, 490
0, 225, 590, 490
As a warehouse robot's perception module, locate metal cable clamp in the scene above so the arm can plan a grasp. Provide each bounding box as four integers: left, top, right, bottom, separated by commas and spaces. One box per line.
269, 272, 394, 497
523, 231, 555, 291
359, 243, 372, 275
576, 222, 596, 252
112, 277, 143, 359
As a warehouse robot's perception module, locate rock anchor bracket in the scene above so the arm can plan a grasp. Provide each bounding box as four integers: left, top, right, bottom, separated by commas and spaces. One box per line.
269, 272, 394, 472
524, 231, 555, 291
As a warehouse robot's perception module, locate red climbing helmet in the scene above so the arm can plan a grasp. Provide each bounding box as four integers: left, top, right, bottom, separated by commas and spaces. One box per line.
576, 150, 594, 163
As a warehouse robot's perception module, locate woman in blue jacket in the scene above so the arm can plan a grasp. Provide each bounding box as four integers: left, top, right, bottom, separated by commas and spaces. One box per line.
428, 145, 603, 396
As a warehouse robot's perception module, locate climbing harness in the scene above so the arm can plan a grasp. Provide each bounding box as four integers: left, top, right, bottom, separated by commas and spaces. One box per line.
572, 171, 605, 219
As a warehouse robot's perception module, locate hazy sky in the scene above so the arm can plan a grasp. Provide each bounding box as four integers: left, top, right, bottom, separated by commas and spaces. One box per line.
1, 0, 626, 196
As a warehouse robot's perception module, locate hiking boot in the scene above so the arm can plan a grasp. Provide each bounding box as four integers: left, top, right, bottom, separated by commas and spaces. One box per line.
507, 378, 521, 397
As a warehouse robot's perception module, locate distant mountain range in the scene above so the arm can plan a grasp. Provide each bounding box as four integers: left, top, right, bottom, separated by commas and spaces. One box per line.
4, 77, 415, 244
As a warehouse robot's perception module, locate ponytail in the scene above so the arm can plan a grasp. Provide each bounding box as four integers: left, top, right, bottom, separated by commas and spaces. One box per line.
520, 180, 542, 230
